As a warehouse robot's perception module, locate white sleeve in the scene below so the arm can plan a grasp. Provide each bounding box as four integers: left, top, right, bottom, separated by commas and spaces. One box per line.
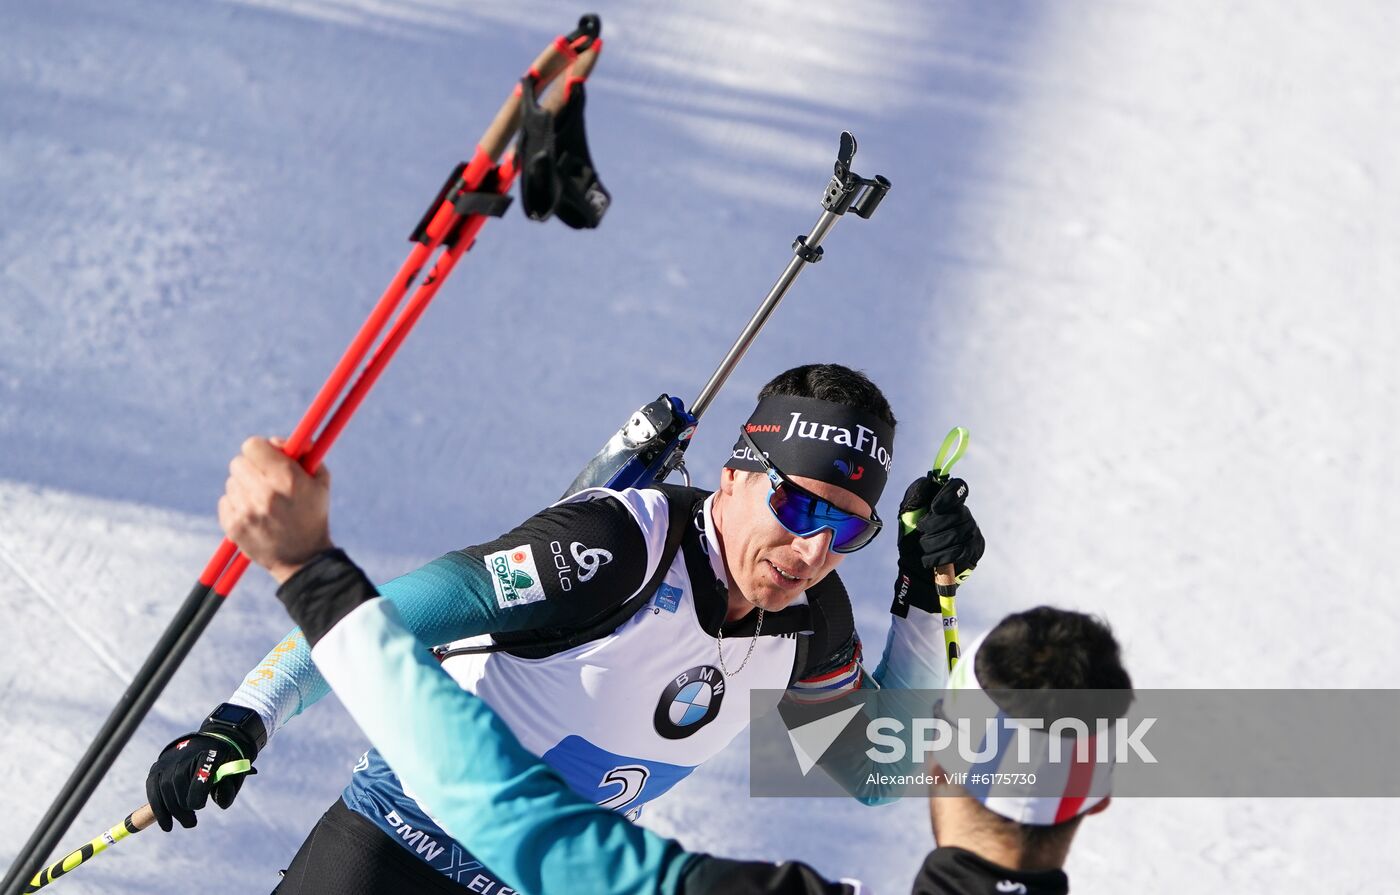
872, 608, 951, 691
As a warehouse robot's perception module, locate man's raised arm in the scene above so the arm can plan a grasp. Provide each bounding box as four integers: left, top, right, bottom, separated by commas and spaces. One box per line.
144, 436, 656, 832
783, 473, 985, 806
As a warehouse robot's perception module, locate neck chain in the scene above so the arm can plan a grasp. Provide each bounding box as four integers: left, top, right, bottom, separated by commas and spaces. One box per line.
716, 607, 764, 676
700, 497, 765, 676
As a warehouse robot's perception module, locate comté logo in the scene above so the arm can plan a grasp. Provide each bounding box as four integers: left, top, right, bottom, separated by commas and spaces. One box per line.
485, 545, 546, 610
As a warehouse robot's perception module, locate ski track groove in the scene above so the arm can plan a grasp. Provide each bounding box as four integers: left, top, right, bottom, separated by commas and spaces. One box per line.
0, 535, 134, 684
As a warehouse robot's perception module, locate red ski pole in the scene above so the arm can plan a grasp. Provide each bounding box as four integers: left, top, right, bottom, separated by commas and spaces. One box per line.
2, 17, 603, 895
205, 26, 600, 595
213, 38, 601, 593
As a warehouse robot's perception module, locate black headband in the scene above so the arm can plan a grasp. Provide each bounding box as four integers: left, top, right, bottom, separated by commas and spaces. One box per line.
725, 395, 895, 508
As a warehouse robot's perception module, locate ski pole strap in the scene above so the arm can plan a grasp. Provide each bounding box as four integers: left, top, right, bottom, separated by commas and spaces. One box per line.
197, 730, 247, 759
897, 426, 970, 536
516, 31, 609, 227
477, 16, 599, 162
931, 426, 969, 480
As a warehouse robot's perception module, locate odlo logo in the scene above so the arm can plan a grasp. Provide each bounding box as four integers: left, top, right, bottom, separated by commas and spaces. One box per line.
571, 542, 612, 582
550, 541, 613, 592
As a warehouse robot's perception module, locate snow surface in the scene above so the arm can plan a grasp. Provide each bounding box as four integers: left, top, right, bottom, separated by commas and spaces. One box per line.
2, 0, 1397, 891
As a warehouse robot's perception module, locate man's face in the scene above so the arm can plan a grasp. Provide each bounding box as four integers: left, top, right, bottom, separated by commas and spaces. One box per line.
714, 468, 873, 613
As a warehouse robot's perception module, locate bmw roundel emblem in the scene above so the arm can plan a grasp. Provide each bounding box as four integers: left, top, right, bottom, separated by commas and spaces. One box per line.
653, 665, 726, 740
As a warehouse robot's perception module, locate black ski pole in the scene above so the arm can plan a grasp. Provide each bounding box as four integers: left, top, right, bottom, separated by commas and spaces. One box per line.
562, 130, 890, 498
689, 132, 889, 420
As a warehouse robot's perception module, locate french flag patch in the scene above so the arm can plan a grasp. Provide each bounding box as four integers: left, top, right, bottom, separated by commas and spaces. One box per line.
791, 656, 863, 704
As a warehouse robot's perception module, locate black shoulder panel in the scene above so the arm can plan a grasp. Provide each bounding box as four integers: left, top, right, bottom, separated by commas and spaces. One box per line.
462, 494, 650, 620
453, 486, 708, 660
793, 571, 857, 682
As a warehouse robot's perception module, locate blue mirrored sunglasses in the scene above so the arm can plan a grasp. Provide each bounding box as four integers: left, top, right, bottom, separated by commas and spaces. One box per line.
737, 427, 883, 554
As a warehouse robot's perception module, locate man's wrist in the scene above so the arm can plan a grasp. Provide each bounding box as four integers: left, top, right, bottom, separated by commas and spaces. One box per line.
269, 561, 310, 585
275, 548, 379, 646
267, 537, 335, 585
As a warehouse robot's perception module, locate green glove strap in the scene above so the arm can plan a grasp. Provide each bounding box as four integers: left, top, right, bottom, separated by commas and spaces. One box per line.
201, 731, 247, 760
213, 759, 253, 784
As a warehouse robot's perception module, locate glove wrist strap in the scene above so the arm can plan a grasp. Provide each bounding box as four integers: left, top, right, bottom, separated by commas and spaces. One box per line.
201, 731, 247, 760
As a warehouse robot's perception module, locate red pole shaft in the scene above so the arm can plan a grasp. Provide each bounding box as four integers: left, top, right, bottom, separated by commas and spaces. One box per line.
201, 35, 581, 596
211, 171, 516, 597
1, 25, 600, 893
306, 165, 519, 471
199, 154, 500, 591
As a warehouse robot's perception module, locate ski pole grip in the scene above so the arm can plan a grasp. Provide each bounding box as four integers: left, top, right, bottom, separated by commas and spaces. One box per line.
566, 42, 602, 84
537, 42, 601, 117
934, 563, 958, 592
131, 804, 156, 832
22, 805, 158, 893
479, 29, 584, 160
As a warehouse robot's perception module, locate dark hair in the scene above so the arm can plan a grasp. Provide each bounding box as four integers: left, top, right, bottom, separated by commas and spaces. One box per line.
757, 364, 896, 429
966, 606, 1133, 845
975, 606, 1133, 693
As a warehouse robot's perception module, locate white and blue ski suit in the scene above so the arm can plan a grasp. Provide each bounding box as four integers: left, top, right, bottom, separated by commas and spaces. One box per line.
232, 485, 949, 892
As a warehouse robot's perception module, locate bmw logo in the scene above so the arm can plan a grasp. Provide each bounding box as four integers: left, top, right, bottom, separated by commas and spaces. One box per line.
653, 665, 726, 740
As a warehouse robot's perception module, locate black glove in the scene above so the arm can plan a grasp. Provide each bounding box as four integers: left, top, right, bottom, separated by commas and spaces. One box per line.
890, 475, 985, 617
145, 703, 265, 831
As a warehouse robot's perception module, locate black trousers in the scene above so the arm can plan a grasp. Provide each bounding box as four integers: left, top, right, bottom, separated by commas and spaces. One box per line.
272, 799, 476, 895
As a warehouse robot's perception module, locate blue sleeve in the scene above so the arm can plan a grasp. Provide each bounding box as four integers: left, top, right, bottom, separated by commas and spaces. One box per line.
229, 494, 652, 735
309, 598, 698, 895
226, 554, 503, 733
